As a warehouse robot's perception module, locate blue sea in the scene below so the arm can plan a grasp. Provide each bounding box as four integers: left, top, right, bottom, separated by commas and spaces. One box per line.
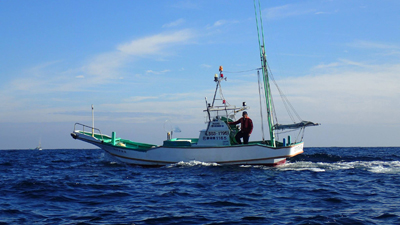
0, 147, 399, 225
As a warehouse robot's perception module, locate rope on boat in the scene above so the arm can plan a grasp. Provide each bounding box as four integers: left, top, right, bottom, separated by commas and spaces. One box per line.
266, 64, 303, 123
257, 70, 265, 141
223, 68, 260, 74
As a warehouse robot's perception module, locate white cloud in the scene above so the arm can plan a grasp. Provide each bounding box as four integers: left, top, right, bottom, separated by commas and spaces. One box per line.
345, 41, 400, 57
8, 30, 197, 93
8, 61, 80, 93
207, 19, 239, 29
347, 40, 400, 50
315, 10, 338, 15
277, 62, 400, 125
0, 28, 201, 126
312, 59, 368, 70
213, 20, 227, 27
4, 59, 399, 147
162, 18, 185, 28
146, 69, 171, 75
263, 4, 316, 20
99, 92, 207, 124
313, 62, 341, 70
67, 29, 197, 87
117, 29, 195, 55
83, 52, 127, 79
125, 96, 159, 102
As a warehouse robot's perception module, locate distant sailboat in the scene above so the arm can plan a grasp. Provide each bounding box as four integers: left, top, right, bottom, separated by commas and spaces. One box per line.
34, 138, 42, 151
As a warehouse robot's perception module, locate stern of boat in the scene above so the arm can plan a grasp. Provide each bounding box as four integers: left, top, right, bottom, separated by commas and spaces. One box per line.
287, 142, 304, 157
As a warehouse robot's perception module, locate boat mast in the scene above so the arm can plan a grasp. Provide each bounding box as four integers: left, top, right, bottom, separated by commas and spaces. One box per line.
254, 0, 276, 147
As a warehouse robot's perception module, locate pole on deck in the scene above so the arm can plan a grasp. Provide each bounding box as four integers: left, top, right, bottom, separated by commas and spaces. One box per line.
91, 104, 94, 137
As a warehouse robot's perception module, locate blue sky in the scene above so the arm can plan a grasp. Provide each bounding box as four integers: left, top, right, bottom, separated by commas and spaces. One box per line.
1, 0, 399, 149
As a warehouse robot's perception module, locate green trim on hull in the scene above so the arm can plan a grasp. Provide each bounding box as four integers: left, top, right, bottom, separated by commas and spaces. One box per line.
163, 138, 199, 147
78, 131, 157, 150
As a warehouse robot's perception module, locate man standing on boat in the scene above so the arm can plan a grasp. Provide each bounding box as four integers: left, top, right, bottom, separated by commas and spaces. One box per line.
228, 111, 253, 144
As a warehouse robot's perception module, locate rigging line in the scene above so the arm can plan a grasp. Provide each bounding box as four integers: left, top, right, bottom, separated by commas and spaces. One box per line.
265, 64, 294, 122
276, 128, 304, 141
266, 63, 303, 122
295, 128, 304, 143
224, 68, 259, 74
218, 81, 230, 106
267, 66, 295, 123
260, 68, 279, 141
258, 74, 268, 136
267, 64, 302, 122
275, 81, 302, 122
269, 86, 278, 124
299, 128, 305, 141
275, 129, 298, 135
274, 125, 307, 134
258, 68, 277, 141
258, 68, 279, 141
260, 66, 279, 136
257, 70, 265, 141
255, 61, 296, 137
270, 94, 279, 140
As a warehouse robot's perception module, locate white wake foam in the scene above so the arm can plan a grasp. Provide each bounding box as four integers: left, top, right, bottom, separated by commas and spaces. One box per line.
275, 160, 400, 174
167, 160, 221, 167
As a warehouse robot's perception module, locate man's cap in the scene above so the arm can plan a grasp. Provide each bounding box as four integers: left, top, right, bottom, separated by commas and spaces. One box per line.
242, 111, 248, 115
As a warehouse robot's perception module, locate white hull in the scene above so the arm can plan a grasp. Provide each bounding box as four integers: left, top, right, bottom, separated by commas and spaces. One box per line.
72, 131, 304, 166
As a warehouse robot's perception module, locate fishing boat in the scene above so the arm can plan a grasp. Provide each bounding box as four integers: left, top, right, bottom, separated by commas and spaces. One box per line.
70, 1, 319, 166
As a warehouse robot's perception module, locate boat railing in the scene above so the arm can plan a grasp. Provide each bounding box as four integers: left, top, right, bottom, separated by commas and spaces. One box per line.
73, 123, 104, 142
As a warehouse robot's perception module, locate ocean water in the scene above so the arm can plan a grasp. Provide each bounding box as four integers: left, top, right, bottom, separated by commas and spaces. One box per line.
0, 147, 399, 225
